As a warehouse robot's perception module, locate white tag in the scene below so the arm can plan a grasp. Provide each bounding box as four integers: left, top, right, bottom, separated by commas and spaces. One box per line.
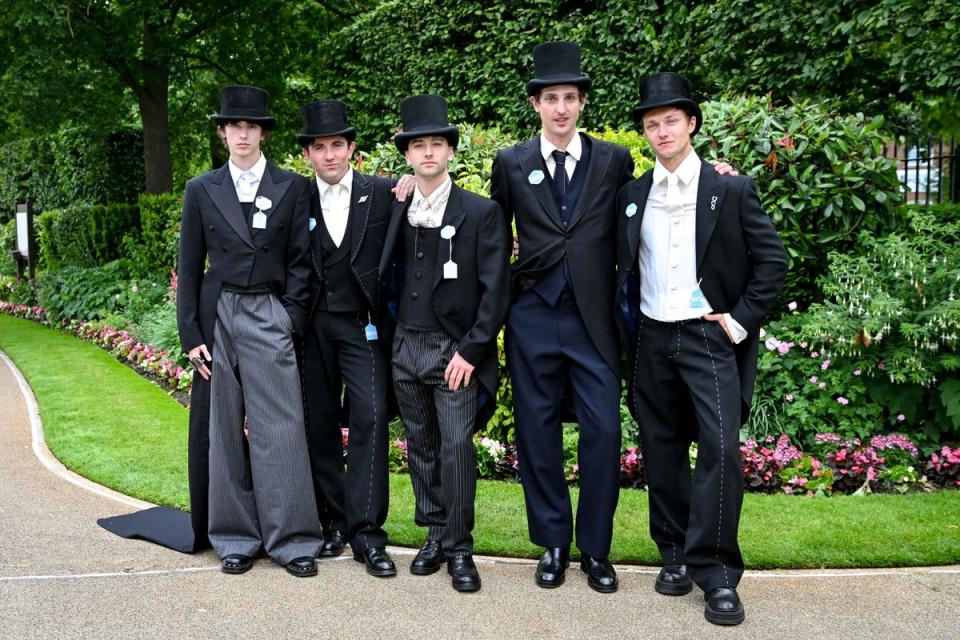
528, 169, 545, 185
308, 217, 317, 231
364, 323, 378, 341
252, 211, 267, 229
625, 203, 638, 217
255, 196, 272, 211
690, 288, 705, 309
443, 261, 458, 279
440, 225, 456, 239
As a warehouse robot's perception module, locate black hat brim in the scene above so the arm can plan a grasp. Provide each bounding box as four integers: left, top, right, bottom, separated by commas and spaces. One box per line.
394, 126, 459, 153
526, 75, 592, 96
297, 126, 357, 146
210, 114, 277, 131
631, 98, 703, 135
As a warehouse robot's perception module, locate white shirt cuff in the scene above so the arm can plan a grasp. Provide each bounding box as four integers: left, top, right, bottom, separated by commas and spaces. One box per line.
724, 313, 748, 344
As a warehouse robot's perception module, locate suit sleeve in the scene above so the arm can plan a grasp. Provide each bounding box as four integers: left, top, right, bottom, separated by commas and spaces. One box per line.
456, 202, 511, 366
176, 180, 206, 353
618, 146, 636, 187
490, 150, 513, 231
729, 176, 788, 334
281, 176, 313, 333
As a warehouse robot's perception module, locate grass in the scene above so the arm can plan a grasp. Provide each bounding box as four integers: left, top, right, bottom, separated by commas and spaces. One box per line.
2, 313, 959, 568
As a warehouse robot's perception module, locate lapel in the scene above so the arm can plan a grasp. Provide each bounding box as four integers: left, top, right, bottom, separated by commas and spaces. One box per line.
432, 183, 468, 290
348, 172, 374, 263
625, 172, 653, 269
518, 137, 564, 230
253, 162, 293, 245
379, 196, 410, 277
203, 164, 254, 249
567, 134, 612, 230
695, 161, 726, 271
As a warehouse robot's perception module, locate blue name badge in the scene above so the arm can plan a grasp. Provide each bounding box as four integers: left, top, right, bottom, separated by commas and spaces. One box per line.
364, 323, 379, 341
690, 288, 705, 309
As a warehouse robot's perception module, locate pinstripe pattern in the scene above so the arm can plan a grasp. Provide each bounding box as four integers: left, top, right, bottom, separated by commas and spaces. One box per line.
392, 325, 477, 554
208, 291, 323, 565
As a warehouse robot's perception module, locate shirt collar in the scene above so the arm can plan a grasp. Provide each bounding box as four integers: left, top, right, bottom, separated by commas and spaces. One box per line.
540, 131, 582, 163
228, 153, 267, 184
316, 166, 353, 197
411, 174, 452, 209
652, 149, 701, 186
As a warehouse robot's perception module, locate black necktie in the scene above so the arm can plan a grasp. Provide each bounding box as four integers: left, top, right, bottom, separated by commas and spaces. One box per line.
551, 150, 568, 196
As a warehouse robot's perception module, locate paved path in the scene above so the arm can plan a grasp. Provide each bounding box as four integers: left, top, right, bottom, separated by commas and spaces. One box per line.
1, 350, 958, 639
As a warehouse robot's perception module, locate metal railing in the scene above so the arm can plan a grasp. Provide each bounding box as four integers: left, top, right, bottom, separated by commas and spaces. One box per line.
886, 137, 958, 204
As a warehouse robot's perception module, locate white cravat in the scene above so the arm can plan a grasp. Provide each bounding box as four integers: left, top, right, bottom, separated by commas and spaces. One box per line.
318, 169, 352, 247
228, 153, 267, 203
408, 176, 452, 228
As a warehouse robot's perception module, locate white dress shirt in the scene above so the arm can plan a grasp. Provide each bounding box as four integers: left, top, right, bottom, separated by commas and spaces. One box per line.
228, 153, 267, 203
317, 167, 353, 247
638, 150, 747, 342
540, 131, 582, 181
408, 175, 452, 228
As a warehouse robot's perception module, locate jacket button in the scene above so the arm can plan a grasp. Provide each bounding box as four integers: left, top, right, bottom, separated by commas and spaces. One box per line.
415, 271, 422, 279
262, 246, 269, 253
417, 251, 424, 259
222, 247, 228, 252
209, 225, 215, 231
411, 292, 419, 299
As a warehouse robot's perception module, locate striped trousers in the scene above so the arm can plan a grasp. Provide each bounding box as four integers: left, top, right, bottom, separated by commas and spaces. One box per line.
208, 291, 322, 564
392, 325, 477, 555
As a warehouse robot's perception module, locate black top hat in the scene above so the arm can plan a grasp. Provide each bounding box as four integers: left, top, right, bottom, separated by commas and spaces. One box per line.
210, 85, 276, 130
297, 100, 357, 146
631, 72, 703, 135
526, 41, 593, 96
393, 95, 459, 153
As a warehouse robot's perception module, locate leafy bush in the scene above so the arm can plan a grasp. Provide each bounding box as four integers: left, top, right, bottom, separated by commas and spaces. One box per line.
37, 260, 167, 324
37, 203, 140, 271
137, 193, 182, 278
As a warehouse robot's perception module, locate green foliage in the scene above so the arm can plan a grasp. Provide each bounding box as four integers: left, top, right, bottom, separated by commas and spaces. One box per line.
137, 193, 182, 278
588, 127, 654, 178
0, 126, 143, 223
696, 95, 903, 306
131, 299, 183, 362
37, 259, 167, 324
0, 218, 15, 276
36, 202, 140, 271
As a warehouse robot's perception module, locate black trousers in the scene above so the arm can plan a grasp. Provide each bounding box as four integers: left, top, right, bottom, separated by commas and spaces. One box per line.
302, 310, 390, 552
632, 313, 745, 592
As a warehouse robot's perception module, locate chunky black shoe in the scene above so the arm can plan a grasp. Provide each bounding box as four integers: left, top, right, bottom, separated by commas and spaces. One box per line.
447, 553, 481, 592
221, 554, 253, 574
655, 564, 694, 596
410, 540, 445, 575
285, 556, 318, 577
535, 545, 570, 588
352, 546, 397, 577
317, 530, 345, 558
580, 555, 618, 593
704, 587, 745, 626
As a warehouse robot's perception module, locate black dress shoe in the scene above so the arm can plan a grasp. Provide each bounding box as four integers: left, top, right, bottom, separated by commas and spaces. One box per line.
535, 545, 570, 588
447, 553, 481, 592
580, 555, 618, 593
221, 554, 253, 575
317, 530, 345, 558
352, 546, 397, 577
655, 564, 693, 596
704, 587, 745, 626
285, 556, 318, 578
410, 540, 445, 575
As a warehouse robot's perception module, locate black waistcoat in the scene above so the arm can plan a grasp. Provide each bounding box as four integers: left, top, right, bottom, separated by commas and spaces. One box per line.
316, 212, 367, 312
397, 222, 442, 330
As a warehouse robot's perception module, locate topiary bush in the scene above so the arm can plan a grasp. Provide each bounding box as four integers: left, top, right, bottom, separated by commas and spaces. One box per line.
36, 203, 140, 271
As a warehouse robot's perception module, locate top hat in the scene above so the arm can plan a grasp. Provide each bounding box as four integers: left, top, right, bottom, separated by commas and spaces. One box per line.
297, 100, 357, 146
393, 95, 459, 153
209, 85, 276, 130
631, 72, 703, 135
526, 41, 593, 96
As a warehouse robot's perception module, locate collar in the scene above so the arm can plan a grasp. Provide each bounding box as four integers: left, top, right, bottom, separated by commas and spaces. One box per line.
411, 174, 452, 210
316, 166, 353, 196
540, 131, 582, 163
652, 149, 700, 186
228, 152, 267, 184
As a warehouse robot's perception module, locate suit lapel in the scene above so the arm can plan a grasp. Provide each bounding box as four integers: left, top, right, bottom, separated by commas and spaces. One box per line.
433, 184, 467, 290
626, 172, 653, 269
695, 161, 726, 271
254, 162, 293, 245
203, 164, 255, 249
567, 135, 612, 230
518, 137, 564, 230
379, 196, 409, 277
349, 172, 374, 263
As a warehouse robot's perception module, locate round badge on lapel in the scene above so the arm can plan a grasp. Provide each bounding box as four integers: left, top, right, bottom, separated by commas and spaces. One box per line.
309, 217, 317, 231
625, 203, 638, 217
440, 225, 456, 239
528, 170, 545, 185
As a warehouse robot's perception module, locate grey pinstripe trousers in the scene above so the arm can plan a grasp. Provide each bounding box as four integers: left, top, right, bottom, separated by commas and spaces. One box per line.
392, 325, 477, 554
208, 291, 323, 564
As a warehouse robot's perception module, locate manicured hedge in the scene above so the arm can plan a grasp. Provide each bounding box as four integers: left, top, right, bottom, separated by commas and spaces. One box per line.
37, 203, 140, 270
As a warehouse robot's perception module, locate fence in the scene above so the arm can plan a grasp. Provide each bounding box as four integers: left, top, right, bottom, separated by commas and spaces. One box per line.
886, 137, 959, 204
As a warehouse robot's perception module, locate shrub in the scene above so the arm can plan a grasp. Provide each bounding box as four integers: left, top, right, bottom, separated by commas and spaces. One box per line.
137, 193, 182, 278
37, 260, 167, 324
37, 203, 140, 270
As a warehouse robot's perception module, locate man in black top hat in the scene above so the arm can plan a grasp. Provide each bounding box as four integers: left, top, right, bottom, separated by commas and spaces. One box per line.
490, 40, 634, 593
177, 85, 324, 577
297, 99, 399, 577
616, 72, 787, 625
379, 94, 511, 593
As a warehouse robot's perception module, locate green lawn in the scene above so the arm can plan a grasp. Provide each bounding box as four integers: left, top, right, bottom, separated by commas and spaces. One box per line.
2, 313, 958, 568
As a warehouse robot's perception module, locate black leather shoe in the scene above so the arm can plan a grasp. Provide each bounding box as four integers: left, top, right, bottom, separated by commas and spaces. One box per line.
410, 540, 445, 575
704, 587, 745, 626
580, 555, 618, 593
352, 546, 397, 577
221, 554, 253, 574
535, 545, 569, 588
655, 564, 693, 596
285, 556, 318, 578
317, 530, 345, 558
447, 553, 481, 592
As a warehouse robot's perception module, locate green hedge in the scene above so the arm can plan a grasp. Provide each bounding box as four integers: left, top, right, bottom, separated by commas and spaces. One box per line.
138, 193, 182, 278
37, 203, 140, 271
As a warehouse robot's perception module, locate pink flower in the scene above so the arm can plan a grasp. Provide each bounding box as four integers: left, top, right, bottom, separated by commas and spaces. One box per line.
818, 382, 827, 389
778, 342, 793, 355
821, 359, 831, 370
810, 376, 818, 383
853, 369, 862, 376
878, 362, 886, 370
786, 394, 794, 402
765, 337, 780, 351
788, 301, 798, 311
837, 396, 849, 405
897, 414, 906, 422
811, 351, 820, 358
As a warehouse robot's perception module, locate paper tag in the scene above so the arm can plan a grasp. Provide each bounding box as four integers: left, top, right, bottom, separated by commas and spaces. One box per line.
252, 211, 267, 229
528, 169, 545, 185
364, 323, 378, 341
443, 261, 458, 279
309, 217, 317, 231
625, 203, 638, 217
440, 225, 456, 239
690, 288, 705, 309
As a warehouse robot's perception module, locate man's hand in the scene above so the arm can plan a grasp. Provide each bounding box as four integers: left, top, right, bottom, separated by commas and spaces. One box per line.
392, 174, 416, 201
709, 160, 739, 176
444, 351, 475, 390
188, 344, 212, 380
703, 313, 733, 343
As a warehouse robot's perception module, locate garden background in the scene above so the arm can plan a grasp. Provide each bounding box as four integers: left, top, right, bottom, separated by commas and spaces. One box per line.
1, 0, 958, 501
